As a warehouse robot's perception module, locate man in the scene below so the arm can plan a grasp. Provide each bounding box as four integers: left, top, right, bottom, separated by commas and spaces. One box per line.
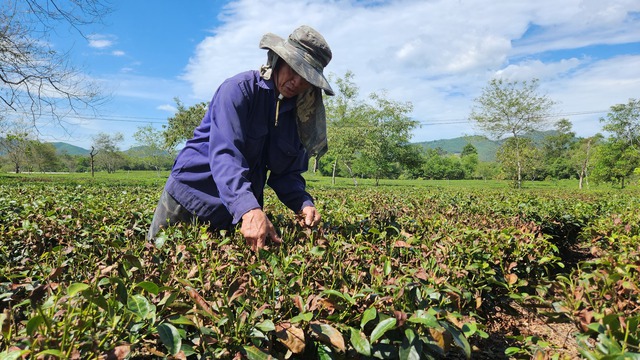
148, 25, 333, 251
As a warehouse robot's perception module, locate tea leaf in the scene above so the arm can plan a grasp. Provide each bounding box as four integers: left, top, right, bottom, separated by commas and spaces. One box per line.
408, 310, 440, 328
316, 343, 335, 360
310, 321, 346, 352
105, 344, 130, 360
26, 315, 44, 336
34, 349, 64, 358
322, 289, 355, 305
275, 323, 306, 354
67, 283, 89, 297
462, 322, 477, 337
290, 312, 313, 323
127, 294, 152, 319
441, 321, 471, 359
399, 328, 422, 360
136, 281, 160, 295
505, 273, 518, 285
429, 326, 452, 353
349, 327, 371, 356
0, 349, 30, 360
157, 323, 181, 356
169, 315, 195, 326
370, 317, 396, 343
241, 345, 271, 360
361, 307, 377, 329
256, 319, 275, 332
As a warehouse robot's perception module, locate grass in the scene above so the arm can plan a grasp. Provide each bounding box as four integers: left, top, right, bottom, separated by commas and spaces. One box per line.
3, 170, 629, 191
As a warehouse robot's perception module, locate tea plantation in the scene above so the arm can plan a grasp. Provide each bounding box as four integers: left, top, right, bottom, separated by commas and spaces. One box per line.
1, 174, 638, 359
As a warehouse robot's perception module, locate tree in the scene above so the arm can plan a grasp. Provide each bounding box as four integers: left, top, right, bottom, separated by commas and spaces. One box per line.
58, 151, 80, 173
460, 143, 479, 179
470, 78, 555, 188
89, 146, 98, 177
92, 132, 124, 173
324, 71, 368, 185
496, 137, 544, 185
591, 140, 639, 188
601, 98, 640, 150
593, 99, 640, 188
26, 141, 59, 172
395, 143, 424, 179
0, 132, 29, 173
570, 135, 602, 189
353, 92, 417, 185
1, 0, 110, 130
324, 72, 418, 185
163, 98, 208, 150
475, 161, 500, 181
542, 119, 577, 180
133, 124, 174, 173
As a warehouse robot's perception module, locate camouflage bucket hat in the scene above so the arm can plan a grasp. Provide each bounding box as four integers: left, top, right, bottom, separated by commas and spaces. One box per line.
259, 25, 334, 96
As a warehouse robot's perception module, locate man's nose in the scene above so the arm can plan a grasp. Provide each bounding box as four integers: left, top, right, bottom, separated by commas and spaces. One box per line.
292, 74, 307, 88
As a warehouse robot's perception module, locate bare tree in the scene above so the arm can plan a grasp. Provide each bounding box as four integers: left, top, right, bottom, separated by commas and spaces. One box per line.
0, 0, 111, 131
89, 145, 97, 177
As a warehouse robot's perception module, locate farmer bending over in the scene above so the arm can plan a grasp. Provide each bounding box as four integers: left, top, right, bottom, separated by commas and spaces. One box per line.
148, 25, 333, 251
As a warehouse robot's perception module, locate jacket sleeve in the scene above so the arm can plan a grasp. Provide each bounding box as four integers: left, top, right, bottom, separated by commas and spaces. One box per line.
208, 80, 261, 224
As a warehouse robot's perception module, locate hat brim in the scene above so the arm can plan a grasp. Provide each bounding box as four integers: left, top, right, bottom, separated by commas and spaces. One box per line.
260, 33, 334, 96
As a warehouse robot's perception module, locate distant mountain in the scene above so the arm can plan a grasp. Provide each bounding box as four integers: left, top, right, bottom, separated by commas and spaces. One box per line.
45, 131, 558, 161
414, 131, 558, 162
49, 143, 169, 157
50, 142, 90, 156
415, 135, 502, 162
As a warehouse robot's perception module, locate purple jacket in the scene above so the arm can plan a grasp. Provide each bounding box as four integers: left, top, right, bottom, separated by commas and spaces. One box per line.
164, 70, 314, 228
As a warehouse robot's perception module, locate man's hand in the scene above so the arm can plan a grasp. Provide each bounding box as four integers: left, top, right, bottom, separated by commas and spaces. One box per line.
300, 206, 321, 227
241, 208, 282, 251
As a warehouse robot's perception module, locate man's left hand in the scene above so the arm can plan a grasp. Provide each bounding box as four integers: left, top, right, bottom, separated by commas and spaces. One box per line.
300, 206, 321, 227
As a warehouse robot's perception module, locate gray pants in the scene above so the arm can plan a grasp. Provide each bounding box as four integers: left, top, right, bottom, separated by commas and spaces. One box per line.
147, 189, 198, 241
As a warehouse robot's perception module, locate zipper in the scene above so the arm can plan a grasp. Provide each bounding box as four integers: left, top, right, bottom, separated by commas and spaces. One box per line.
275, 93, 283, 127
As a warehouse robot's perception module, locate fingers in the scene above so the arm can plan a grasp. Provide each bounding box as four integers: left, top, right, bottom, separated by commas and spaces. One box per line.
301, 206, 321, 227
241, 209, 281, 252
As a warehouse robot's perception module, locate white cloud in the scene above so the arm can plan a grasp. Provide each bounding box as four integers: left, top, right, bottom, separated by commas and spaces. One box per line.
99, 74, 190, 102
112, 50, 126, 56
496, 58, 583, 81
157, 104, 177, 113
88, 34, 116, 49
180, 0, 640, 142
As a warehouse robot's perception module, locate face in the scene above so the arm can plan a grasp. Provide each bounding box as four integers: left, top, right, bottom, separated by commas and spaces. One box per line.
275, 62, 312, 98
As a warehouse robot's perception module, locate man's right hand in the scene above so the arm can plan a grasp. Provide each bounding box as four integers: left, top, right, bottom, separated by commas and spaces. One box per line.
240, 208, 282, 251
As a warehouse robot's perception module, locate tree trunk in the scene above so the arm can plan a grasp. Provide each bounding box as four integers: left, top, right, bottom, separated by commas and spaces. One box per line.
515, 139, 522, 189
578, 171, 584, 189
344, 162, 357, 187
90, 147, 97, 178
332, 157, 338, 185
579, 138, 593, 190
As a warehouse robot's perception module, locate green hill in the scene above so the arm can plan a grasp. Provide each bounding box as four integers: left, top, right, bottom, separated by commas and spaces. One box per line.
415, 135, 502, 162
22, 131, 559, 162
50, 142, 90, 156
414, 131, 557, 162
48, 143, 171, 157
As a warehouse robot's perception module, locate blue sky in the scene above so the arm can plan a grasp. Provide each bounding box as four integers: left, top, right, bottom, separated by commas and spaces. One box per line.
35, 0, 640, 149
